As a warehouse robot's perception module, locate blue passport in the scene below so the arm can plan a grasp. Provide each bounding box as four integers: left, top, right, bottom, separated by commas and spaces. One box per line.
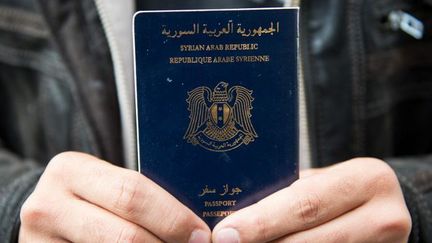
134, 8, 299, 228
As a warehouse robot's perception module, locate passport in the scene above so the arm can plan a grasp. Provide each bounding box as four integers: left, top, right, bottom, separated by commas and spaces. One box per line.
134, 8, 299, 228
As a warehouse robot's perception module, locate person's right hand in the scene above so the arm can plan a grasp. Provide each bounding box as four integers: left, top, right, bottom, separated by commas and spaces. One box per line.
19, 152, 211, 243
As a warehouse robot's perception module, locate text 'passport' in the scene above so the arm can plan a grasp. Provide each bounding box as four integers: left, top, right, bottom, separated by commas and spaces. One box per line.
134, 7, 299, 228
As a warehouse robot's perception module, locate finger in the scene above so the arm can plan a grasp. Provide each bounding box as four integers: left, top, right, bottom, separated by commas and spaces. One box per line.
300, 168, 324, 178
52, 198, 162, 243
21, 191, 161, 242
272, 198, 411, 243
213, 158, 394, 243
46, 152, 210, 243
23, 237, 69, 243
18, 231, 70, 243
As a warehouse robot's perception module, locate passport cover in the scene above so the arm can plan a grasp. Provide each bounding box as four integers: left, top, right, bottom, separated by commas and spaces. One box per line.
134, 8, 299, 228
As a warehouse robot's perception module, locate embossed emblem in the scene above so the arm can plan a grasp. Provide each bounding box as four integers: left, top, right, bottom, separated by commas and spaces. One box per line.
184, 81, 258, 152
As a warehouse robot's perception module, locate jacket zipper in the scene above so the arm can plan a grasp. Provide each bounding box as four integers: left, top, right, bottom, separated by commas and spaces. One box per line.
347, 0, 367, 156
94, 0, 137, 169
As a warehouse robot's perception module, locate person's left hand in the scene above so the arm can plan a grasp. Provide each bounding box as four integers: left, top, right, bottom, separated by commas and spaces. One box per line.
212, 158, 412, 243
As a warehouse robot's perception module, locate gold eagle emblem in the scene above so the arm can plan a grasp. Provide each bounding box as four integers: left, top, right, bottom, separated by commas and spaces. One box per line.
184, 81, 258, 152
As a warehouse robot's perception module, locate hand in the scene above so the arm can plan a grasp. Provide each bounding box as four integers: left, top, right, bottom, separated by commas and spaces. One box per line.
212, 158, 412, 243
19, 152, 210, 243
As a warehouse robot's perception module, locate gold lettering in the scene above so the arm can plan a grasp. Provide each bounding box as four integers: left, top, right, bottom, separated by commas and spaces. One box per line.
235, 55, 270, 63
169, 56, 213, 64
212, 56, 235, 63
206, 44, 224, 51
202, 211, 236, 218
180, 44, 206, 52
162, 21, 280, 39
169, 54, 270, 65
224, 43, 259, 51
204, 200, 237, 207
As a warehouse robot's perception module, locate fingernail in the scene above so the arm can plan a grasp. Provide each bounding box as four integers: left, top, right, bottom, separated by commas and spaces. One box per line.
189, 229, 210, 243
215, 228, 240, 243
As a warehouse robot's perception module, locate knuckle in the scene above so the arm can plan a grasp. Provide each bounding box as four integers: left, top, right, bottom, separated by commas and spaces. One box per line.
45, 152, 77, 177
353, 158, 400, 196
371, 162, 399, 193
20, 195, 49, 227
114, 172, 143, 215
49, 151, 77, 165
378, 212, 412, 239
295, 193, 322, 226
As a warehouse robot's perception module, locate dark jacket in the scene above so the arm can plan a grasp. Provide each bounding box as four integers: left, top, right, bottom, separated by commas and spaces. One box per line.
0, 0, 431, 242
